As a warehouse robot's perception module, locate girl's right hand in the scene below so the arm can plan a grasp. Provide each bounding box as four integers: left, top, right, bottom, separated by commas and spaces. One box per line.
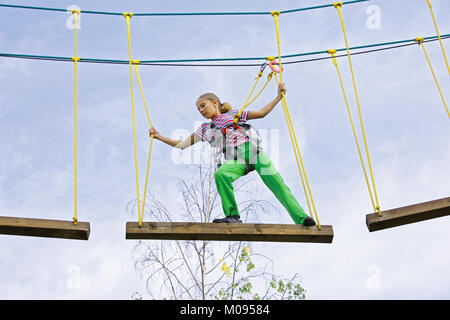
149, 127, 160, 139
277, 82, 287, 98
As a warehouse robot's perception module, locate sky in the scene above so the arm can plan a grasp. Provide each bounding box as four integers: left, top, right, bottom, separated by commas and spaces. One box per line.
0, 0, 449, 299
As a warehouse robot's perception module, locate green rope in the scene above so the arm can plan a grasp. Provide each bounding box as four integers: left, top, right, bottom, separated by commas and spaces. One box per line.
280, 0, 370, 14
138, 34, 450, 63
0, 34, 448, 66
133, 11, 269, 16
0, 0, 369, 16
0, 3, 67, 13
281, 36, 445, 59
0, 52, 73, 61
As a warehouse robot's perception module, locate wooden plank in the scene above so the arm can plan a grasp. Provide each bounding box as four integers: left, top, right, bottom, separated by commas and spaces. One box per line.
0, 216, 90, 240
126, 222, 333, 243
366, 197, 450, 232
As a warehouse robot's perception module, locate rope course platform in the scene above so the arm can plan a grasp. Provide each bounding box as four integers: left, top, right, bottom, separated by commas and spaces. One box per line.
366, 197, 450, 232
0, 216, 90, 240
126, 222, 334, 243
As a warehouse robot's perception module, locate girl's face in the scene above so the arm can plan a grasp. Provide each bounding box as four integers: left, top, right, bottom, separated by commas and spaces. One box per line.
196, 98, 219, 119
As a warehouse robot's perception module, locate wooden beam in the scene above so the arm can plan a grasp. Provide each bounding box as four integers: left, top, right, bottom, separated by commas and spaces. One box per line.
366, 197, 450, 232
0, 216, 90, 240
126, 222, 334, 243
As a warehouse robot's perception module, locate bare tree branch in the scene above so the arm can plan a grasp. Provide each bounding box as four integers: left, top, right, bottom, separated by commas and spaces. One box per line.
131, 163, 306, 300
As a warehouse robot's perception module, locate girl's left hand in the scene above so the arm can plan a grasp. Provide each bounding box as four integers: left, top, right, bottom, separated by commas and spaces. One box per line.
277, 82, 287, 98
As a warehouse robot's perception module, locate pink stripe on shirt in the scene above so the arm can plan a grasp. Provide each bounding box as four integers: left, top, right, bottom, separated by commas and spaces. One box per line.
194, 109, 249, 148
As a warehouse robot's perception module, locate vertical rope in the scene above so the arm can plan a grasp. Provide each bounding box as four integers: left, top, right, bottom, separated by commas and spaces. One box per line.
133, 63, 154, 224
123, 13, 143, 227
273, 72, 314, 221
426, 0, 450, 77
334, 2, 382, 216
327, 50, 377, 213
271, 11, 321, 229
72, 10, 80, 225
415, 38, 450, 118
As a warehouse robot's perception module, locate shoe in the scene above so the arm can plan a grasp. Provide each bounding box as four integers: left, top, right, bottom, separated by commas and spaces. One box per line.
212, 215, 242, 223
302, 216, 316, 227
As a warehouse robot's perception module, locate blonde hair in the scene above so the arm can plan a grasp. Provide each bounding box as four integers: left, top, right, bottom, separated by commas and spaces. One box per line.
197, 93, 232, 113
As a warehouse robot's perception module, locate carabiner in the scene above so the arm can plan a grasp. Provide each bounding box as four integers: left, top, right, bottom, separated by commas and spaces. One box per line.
259, 62, 268, 74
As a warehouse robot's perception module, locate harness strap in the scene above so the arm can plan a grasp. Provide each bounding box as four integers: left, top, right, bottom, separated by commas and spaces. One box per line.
209, 111, 262, 175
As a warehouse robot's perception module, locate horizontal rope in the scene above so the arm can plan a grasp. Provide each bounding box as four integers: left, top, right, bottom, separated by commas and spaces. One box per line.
0, 1, 369, 16
0, 34, 448, 67
280, 0, 370, 14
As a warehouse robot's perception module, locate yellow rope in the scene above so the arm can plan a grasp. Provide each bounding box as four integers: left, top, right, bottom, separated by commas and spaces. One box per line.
271, 11, 321, 229
334, 3, 382, 216
235, 70, 273, 123
415, 38, 450, 119
141, 135, 154, 223
133, 62, 155, 226
426, 0, 450, 77
244, 72, 273, 109
123, 12, 143, 227
327, 50, 377, 213
134, 63, 152, 127
274, 72, 314, 222
271, 12, 283, 83
240, 72, 262, 111
72, 9, 80, 225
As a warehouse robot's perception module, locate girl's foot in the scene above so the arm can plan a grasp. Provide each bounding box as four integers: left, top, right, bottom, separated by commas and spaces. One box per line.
302, 216, 316, 227
212, 216, 242, 223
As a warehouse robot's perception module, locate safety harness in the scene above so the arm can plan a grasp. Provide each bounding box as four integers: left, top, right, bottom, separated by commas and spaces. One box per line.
206, 110, 262, 175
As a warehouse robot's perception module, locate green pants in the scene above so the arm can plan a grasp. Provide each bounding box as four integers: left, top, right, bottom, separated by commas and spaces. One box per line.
214, 141, 309, 224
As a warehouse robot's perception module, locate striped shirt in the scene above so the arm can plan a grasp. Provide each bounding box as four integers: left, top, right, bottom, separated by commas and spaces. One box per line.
194, 109, 249, 148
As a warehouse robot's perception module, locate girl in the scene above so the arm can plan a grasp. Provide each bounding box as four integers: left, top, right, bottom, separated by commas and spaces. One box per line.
149, 83, 316, 226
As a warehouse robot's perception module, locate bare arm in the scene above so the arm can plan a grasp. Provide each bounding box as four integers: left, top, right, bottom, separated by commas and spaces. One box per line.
247, 82, 286, 120
149, 128, 201, 150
